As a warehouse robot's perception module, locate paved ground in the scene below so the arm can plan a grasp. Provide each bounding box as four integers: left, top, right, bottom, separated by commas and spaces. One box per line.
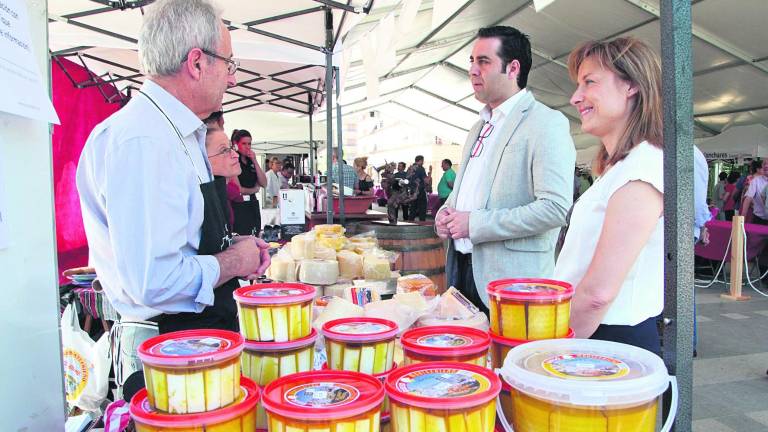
692, 275, 768, 431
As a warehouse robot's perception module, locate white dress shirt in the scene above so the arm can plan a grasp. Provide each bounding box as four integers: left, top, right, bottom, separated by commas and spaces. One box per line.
554, 142, 664, 326
266, 170, 281, 200
454, 89, 527, 253
76, 79, 219, 321
693, 146, 712, 241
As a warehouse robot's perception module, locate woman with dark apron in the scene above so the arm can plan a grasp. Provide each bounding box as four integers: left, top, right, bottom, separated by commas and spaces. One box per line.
231, 129, 267, 236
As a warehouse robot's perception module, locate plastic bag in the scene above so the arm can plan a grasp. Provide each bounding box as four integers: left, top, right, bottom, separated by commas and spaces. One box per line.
61, 304, 110, 412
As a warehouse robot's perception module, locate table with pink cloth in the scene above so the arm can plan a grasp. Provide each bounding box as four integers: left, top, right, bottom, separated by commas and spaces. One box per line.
695, 219, 768, 261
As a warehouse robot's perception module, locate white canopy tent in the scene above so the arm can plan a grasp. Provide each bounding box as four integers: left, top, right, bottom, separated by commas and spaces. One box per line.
695, 123, 768, 160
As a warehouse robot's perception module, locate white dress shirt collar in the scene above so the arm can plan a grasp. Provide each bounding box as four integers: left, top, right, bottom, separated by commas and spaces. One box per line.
480, 88, 528, 125
141, 79, 205, 138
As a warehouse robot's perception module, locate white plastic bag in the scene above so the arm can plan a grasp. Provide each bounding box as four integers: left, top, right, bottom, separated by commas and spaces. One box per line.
61, 304, 110, 411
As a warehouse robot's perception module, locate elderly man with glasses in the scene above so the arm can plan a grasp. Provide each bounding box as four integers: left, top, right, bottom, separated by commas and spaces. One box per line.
76, 0, 269, 400
435, 26, 575, 315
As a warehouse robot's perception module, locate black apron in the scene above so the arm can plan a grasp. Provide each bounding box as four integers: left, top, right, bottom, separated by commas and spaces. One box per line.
138, 90, 240, 334
232, 152, 262, 235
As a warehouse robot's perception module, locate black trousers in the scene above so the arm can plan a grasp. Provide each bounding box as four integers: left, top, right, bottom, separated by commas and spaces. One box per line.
724, 209, 735, 221
455, 252, 489, 315
753, 215, 768, 225
410, 191, 427, 221
590, 315, 662, 357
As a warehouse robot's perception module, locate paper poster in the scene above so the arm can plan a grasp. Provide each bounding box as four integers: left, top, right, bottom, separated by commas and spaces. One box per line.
0, 0, 60, 124
279, 189, 306, 225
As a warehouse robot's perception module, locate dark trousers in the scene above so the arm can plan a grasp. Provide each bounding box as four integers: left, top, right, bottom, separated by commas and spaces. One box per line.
753, 215, 768, 225
590, 315, 662, 357
400, 204, 409, 221
455, 252, 489, 315
410, 191, 427, 221
724, 209, 735, 221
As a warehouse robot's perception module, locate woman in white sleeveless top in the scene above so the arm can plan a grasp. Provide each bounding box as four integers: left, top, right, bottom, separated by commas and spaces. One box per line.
554, 37, 664, 355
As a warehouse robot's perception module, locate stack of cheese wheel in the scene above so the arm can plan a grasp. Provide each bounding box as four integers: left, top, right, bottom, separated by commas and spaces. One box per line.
262, 370, 385, 432
385, 361, 501, 432
401, 326, 490, 367
241, 329, 318, 429
137, 330, 245, 415
486, 278, 575, 369
498, 339, 674, 432
130, 376, 260, 432
233, 283, 315, 342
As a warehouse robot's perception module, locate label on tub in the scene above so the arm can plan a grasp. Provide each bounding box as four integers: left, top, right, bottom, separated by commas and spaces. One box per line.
416, 334, 471, 348
153, 337, 229, 356
247, 288, 304, 297
285, 382, 360, 408
396, 368, 490, 398
330, 322, 390, 335
502, 284, 563, 294
542, 353, 630, 380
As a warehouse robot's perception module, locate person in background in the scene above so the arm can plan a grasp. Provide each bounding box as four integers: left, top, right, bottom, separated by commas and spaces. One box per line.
394, 162, 409, 220
203, 110, 224, 130
722, 171, 740, 221
554, 37, 664, 354
692, 145, 712, 357
437, 159, 456, 207
279, 160, 295, 189
206, 128, 240, 228
75, 0, 270, 400
573, 167, 582, 200
330, 148, 359, 195
232, 129, 267, 235
435, 26, 575, 314
740, 159, 768, 225
426, 165, 434, 194
713, 171, 728, 219
579, 170, 592, 197
265, 157, 282, 207
409, 155, 428, 221
354, 157, 374, 196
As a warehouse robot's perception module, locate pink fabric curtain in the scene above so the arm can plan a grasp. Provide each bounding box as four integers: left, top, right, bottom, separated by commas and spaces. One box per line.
52, 57, 123, 283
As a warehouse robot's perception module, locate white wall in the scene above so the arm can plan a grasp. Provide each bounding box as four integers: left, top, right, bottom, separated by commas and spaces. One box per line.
0, 0, 66, 429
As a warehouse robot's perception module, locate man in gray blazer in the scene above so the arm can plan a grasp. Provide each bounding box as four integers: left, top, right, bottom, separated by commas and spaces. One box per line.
435, 26, 575, 313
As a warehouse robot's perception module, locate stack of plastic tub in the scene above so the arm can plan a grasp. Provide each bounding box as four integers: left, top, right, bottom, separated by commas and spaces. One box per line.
322, 317, 399, 428
233, 283, 317, 430
130, 329, 261, 431
400, 326, 490, 367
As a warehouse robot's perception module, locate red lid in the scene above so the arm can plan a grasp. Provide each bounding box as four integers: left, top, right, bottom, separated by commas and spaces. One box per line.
130, 376, 260, 427
385, 361, 501, 410
501, 380, 512, 392
322, 317, 399, 342
234, 283, 316, 305
244, 328, 318, 352
489, 328, 575, 348
138, 329, 243, 367
486, 278, 574, 302
262, 370, 385, 421
402, 326, 489, 357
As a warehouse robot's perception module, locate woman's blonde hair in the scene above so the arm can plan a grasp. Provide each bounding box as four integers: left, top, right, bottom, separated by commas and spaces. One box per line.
567, 37, 663, 174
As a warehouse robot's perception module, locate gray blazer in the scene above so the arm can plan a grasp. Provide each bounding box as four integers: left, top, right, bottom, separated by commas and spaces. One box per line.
444, 91, 576, 306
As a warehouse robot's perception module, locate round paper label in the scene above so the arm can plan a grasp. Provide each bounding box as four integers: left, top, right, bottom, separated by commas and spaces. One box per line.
542, 354, 630, 380
416, 334, 471, 348
502, 283, 563, 294
285, 383, 359, 408
153, 337, 228, 356
396, 369, 489, 398
331, 322, 390, 335
247, 288, 304, 297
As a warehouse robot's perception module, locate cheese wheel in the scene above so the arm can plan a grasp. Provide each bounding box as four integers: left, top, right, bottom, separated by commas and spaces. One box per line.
314, 245, 337, 261
322, 280, 355, 298
289, 233, 316, 260
298, 259, 339, 285
268, 256, 296, 282
363, 254, 391, 280
337, 250, 363, 279
313, 224, 345, 236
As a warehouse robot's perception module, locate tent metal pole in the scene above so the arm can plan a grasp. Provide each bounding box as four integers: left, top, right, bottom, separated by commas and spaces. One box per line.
335, 67, 345, 226
661, 0, 694, 430
324, 7, 334, 224
308, 93, 315, 188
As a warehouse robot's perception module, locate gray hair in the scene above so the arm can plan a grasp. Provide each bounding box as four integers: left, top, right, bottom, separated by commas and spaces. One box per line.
139, 0, 222, 76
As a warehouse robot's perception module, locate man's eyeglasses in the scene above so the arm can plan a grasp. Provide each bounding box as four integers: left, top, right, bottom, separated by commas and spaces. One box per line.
470, 121, 494, 158
209, 144, 237, 158
200, 49, 239, 75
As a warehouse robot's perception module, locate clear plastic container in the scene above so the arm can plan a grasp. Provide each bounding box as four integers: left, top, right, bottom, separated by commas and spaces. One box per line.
322, 317, 398, 374
487, 278, 574, 340
498, 338, 676, 432
385, 361, 501, 432
401, 326, 489, 366
130, 376, 259, 432
262, 370, 385, 432
137, 330, 244, 414
233, 283, 315, 342
489, 328, 573, 370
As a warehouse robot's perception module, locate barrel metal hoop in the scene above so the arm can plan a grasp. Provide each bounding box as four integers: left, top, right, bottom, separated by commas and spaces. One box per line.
379, 243, 442, 252
400, 267, 445, 277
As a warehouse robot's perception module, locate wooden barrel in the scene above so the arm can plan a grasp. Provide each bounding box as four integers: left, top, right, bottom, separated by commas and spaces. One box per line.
349, 221, 447, 293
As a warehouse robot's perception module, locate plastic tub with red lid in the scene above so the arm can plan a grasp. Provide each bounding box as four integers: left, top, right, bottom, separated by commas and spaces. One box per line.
385, 361, 501, 432
489, 328, 574, 369
401, 326, 490, 367
487, 278, 574, 340
262, 369, 385, 432
130, 376, 260, 432
138, 329, 244, 414
233, 283, 316, 342
322, 317, 398, 374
